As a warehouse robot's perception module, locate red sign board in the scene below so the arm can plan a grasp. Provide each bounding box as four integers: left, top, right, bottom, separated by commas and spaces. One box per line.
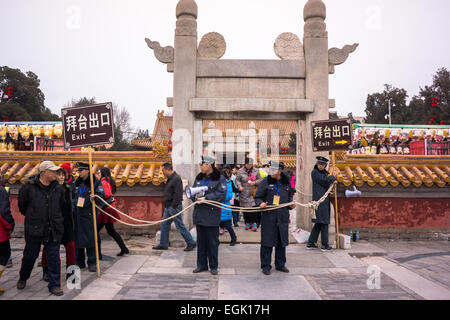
61, 103, 115, 149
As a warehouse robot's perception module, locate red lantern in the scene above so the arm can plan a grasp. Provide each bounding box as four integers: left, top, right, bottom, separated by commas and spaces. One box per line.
428, 121, 431, 125
168, 145, 172, 151
168, 140, 172, 145
278, 142, 281, 146
169, 128, 173, 133
441, 120, 446, 125
432, 97, 438, 107
6, 87, 13, 98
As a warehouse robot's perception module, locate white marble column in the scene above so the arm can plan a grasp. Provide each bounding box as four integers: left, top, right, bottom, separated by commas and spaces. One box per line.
297, 0, 330, 231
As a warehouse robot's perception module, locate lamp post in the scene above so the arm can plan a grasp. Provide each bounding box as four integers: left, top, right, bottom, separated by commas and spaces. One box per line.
388, 99, 392, 125
385, 99, 392, 125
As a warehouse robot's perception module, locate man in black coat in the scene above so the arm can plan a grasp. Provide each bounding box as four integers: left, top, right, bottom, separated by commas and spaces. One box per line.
153, 163, 196, 251
255, 161, 296, 276
73, 162, 105, 272
190, 156, 227, 275
306, 156, 338, 251
17, 161, 66, 296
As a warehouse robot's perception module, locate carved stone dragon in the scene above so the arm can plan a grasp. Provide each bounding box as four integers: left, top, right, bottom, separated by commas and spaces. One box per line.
328, 43, 359, 74
145, 38, 174, 64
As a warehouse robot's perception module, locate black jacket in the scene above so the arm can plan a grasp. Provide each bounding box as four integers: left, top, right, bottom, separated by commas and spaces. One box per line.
61, 179, 75, 244
311, 166, 336, 225
72, 177, 105, 248
255, 172, 294, 247
18, 175, 65, 243
163, 171, 183, 209
191, 167, 227, 227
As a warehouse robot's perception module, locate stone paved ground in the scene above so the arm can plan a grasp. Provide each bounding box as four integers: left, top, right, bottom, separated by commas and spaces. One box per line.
1, 236, 449, 300
374, 240, 450, 289
0, 237, 122, 300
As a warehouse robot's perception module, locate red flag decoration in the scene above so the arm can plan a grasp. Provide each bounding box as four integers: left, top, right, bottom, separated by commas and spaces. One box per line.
431, 97, 438, 107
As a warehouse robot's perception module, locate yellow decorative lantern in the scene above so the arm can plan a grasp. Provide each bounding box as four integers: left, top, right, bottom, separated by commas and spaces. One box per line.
0, 142, 7, 151
32, 125, 43, 137
444, 130, 448, 138
7, 125, 18, 140
54, 124, 63, 138
44, 125, 54, 139
0, 126, 7, 140
7, 142, 15, 151
20, 125, 30, 140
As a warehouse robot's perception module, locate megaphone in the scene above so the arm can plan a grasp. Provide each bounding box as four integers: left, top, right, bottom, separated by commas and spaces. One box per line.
185, 186, 209, 198
345, 185, 362, 198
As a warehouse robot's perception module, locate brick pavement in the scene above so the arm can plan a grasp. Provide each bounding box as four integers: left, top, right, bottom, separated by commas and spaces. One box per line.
374, 240, 450, 290
1, 237, 449, 300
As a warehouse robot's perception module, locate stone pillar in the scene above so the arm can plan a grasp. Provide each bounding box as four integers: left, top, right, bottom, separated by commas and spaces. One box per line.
172, 0, 198, 186
173, 0, 198, 229
297, 0, 330, 231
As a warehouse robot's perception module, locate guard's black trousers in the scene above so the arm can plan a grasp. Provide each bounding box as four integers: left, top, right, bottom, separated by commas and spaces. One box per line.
196, 225, 219, 270
19, 240, 61, 290
260, 230, 286, 271
308, 223, 329, 246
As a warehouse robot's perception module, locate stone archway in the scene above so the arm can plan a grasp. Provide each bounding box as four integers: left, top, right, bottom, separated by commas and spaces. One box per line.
146, 0, 358, 232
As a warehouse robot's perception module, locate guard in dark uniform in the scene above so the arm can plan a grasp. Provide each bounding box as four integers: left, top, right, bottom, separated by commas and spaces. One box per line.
306, 156, 338, 251
190, 156, 227, 275
255, 161, 296, 275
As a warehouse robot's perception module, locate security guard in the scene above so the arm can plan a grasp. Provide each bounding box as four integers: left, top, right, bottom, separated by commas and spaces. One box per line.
73, 162, 105, 272
306, 156, 338, 251
190, 156, 227, 275
255, 161, 296, 275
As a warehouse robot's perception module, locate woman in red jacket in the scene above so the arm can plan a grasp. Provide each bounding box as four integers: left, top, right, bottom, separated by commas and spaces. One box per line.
0, 178, 14, 296
97, 167, 129, 258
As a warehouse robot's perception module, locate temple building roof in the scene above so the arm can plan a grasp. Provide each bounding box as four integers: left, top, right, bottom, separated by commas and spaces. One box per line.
0, 151, 170, 187
336, 155, 450, 188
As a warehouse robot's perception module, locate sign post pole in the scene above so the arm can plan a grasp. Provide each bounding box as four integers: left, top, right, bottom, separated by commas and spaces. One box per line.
311, 119, 352, 250
62, 102, 115, 277
88, 146, 101, 277
332, 151, 340, 249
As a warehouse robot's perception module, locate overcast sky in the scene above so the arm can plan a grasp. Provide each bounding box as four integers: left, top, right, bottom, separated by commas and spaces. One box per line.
1, 0, 449, 131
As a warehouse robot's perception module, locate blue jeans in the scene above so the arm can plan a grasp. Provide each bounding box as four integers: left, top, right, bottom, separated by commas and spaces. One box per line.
160, 205, 195, 248
232, 199, 240, 225
220, 220, 237, 242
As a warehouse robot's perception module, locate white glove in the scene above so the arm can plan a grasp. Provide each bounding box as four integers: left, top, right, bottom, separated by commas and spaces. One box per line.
195, 193, 205, 202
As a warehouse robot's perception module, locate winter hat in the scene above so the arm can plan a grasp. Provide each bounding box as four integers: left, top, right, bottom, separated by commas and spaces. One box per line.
60, 163, 72, 176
